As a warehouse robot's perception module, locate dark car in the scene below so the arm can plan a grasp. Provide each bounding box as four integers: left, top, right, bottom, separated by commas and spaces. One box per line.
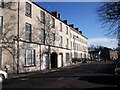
114, 61, 120, 75
82, 59, 88, 63
114, 61, 120, 86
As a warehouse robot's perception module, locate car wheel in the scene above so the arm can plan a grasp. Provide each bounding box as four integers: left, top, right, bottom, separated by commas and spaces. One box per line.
0, 75, 4, 82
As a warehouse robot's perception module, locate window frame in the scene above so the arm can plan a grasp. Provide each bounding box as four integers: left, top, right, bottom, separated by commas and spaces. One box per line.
0, 0, 4, 8
25, 2, 32, 17
0, 16, 3, 27
25, 23, 32, 41
41, 11, 45, 23
66, 26, 68, 34
66, 53, 69, 61
52, 33, 55, 46
0, 16, 3, 37
51, 17, 55, 28
41, 29, 46, 44
60, 36, 63, 47
24, 49, 36, 67
60, 22, 62, 31
66, 38, 69, 48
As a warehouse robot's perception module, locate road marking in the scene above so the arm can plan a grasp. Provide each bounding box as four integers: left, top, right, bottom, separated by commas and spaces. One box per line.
20, 78, 29, 81
57, 77, 64, 80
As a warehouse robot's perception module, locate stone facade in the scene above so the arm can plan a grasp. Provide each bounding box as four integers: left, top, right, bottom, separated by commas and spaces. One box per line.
0, 0, 88, 73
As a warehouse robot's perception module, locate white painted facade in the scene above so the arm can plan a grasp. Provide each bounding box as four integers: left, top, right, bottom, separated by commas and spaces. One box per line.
0, 0, 88, 73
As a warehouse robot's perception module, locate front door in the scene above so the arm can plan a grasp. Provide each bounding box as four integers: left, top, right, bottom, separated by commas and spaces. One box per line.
42, 53, 49, 69
0, 47, 2, 68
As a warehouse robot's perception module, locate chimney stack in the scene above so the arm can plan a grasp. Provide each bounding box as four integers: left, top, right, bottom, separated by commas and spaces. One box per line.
79, 31, 82, 34
69, 24, 74, 28
75, 28, 79, 31
63, 20, 67, 24
51, 11, 60, 19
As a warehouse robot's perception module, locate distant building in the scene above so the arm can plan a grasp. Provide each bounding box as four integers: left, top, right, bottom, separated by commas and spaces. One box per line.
0, 0, 88, 73
100, 47, 118, 61
89, 46, 118, 61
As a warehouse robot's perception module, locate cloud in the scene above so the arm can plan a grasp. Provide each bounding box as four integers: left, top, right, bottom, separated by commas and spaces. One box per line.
88, 38, 118, 48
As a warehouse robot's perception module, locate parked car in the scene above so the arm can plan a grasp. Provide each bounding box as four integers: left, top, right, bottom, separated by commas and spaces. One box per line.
0, 70, 8, 82
82, 59, 88, 63
114, 61, 120, 86
114, 61, 120, 75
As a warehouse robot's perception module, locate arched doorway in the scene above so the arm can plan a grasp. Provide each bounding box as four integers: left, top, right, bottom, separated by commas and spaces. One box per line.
51, 52, 57, 68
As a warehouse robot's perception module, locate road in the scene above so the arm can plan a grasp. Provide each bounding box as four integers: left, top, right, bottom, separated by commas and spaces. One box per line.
2, 61, 119, 89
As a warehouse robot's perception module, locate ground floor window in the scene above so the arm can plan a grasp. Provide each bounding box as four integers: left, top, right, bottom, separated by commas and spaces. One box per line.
66, 53, 69, 61
25, 49, 36, 66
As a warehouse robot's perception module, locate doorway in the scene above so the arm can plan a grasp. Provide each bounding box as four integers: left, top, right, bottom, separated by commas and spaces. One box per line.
51, 52, 57, 68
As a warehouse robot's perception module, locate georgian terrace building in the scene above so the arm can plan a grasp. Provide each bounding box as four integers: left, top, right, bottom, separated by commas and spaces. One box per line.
0, 0, 88, 73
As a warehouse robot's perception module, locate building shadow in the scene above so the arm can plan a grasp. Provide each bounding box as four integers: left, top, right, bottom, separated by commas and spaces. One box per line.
78, 75, 117, 85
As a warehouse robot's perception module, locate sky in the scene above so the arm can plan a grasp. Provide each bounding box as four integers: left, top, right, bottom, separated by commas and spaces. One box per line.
36, 2, 118, 48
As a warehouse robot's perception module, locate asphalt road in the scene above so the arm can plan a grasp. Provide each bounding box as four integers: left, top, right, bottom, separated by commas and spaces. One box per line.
2, 61, 119, 89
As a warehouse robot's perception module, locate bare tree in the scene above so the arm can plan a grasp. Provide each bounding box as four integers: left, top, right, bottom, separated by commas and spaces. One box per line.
36, 12, 59, 69
96, 2, 120, 38
0, 0, 27, 73
0, 0, 18, 72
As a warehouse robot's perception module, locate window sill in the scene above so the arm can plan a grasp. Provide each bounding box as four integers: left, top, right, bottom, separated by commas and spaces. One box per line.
24, 65, 36, 67
25, 14, 32, 18
40, 21, 45, 24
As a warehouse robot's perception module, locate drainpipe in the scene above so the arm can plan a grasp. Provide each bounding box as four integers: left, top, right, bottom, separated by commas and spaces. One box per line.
17, 0, 20, 74
40, 44, 41, 70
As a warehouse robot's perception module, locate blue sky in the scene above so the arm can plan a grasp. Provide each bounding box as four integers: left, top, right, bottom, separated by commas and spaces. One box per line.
36, 2, 118, 48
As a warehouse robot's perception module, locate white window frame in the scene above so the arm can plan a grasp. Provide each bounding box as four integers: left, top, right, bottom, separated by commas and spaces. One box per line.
25, 49, 36, 66
0, 16, 3, 27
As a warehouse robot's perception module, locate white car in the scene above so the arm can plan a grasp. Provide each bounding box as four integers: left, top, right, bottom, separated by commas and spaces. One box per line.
0, 70, 8, 82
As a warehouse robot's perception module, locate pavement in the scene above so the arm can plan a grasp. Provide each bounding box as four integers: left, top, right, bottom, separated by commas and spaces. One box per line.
7, 62, 84, 80
7, 61, 101, 80
8, 68, 60, 79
